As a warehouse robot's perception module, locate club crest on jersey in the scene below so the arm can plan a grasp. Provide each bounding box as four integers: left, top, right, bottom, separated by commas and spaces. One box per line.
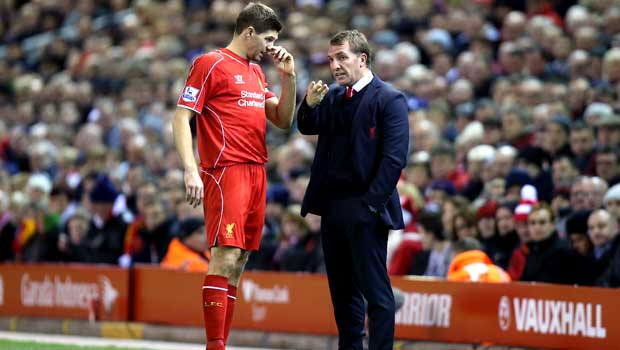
182, 86, 199, 102
225, 223, 235, 238
234, 75, 245, 84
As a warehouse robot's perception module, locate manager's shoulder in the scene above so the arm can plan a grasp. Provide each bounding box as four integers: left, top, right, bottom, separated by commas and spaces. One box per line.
376, 79, 405, 99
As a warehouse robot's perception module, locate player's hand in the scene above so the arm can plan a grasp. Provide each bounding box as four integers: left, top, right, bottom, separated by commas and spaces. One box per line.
268, 46, 295, 77
305, 80, 329, 108
184, 167, 204, 208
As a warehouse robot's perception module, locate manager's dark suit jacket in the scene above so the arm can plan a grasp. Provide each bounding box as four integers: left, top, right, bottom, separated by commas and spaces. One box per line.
297, 76, 409, 230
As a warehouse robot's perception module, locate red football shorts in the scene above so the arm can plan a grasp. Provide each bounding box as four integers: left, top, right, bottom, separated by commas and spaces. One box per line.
200, 163, 266, 251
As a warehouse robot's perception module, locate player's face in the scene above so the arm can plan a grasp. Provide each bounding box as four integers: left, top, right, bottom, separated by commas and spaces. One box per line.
248, 29, 278, 61
327, 41, 367, 87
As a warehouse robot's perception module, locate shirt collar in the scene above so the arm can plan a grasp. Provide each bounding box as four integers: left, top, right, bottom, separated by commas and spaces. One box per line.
351, 70, 374, 92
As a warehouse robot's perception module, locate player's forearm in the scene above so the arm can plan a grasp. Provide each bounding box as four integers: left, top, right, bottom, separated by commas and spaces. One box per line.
172, 108, 198, 170
274, 75, 296, 129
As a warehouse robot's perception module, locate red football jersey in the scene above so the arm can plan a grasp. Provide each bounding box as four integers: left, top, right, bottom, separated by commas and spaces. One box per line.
177, 48, 276, 169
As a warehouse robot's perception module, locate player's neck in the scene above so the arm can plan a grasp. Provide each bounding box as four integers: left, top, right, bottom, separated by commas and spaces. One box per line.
226, 37, 249, 61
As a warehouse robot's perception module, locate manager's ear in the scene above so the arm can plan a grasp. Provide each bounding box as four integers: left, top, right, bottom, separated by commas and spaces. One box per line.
360, 53, 368, 68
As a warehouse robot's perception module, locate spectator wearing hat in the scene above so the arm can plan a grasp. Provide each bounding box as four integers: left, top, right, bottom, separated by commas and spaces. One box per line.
494, 201, 520, 269
265, 184, 290, 231
476, 201, 501, 260
18, 172, 61, 262
493, 145, 518, 179
566, 210, 593, 258
504, 167, 533, 202
603, 184, 620, 222
447, 238, 511, 283
79, 174, 127, 264
516, 146, 553, 203
507, 190, 536, 281
246, 184, 290, 271
583, 102, 613, 126
161, 218, 210, 273
428, 179, 457, 210
595, 114, 620, 148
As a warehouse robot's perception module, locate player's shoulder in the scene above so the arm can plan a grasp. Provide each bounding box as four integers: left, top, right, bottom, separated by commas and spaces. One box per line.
192, 51, 225, 67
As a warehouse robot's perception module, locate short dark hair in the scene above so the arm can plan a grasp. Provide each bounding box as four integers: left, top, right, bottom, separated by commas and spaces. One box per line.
570, 120, 593, 133
330, 30, 373, 67
234, 2, 282, 35
451, 237, 483, 254
418, 210, 444, 240
529, 202, 555, 222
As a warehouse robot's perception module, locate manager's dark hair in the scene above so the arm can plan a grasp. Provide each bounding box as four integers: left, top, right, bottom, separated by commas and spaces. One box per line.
330, 30, 373, 67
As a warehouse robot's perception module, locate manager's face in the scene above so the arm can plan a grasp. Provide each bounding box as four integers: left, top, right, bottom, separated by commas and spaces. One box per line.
327, 41, 367, 87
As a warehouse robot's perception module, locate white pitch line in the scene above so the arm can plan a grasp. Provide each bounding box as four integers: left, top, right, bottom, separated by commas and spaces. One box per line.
0, 331, 274, 350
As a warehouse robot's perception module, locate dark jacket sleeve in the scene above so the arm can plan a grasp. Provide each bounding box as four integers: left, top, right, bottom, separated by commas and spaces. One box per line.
362, 92, 409, 210
296, 97, 323, 135
596, 246, 620, 287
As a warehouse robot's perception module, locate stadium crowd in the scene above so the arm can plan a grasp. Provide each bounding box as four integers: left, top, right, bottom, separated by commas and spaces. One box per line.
1, 0, 620, 287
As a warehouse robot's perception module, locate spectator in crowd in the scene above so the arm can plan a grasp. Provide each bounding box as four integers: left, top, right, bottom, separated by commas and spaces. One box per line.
0, 190, 14, 261
453, 207, 478, 242
161, 217, 210, 273
79, 174, 127, 264
276, 206, 322, 272
587, 209, 620, 280
418, 210, 451, 278
566, 210, 593, 258
129, 198, 176, 265
595, 146, 620, 186
569, 121, 597, 174
508, 189, 536, 280
494, 201, 520, 269
604, 184, 620, 222
521, 203, 579, 284
56, 206, 91, 262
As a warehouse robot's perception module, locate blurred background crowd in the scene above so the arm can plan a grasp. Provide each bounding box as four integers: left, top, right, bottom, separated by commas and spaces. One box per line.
1, 0, 620, 287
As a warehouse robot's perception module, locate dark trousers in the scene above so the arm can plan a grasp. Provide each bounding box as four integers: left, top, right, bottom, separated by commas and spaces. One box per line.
321, 197, 395, 350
